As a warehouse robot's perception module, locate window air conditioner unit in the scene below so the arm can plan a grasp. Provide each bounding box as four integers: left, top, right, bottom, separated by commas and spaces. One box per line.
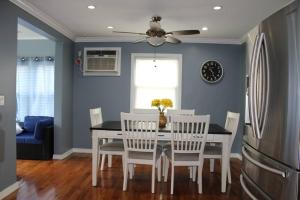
83, 47, 121, 76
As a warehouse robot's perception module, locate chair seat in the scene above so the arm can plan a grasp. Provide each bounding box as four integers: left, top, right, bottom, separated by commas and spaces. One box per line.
128, 148, 162, 161
204, 143, 222, 155
100, 141, 124, 152
165, 146, 200, 162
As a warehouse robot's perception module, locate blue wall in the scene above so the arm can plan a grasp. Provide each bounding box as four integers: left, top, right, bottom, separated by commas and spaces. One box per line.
0, 0, 74, 192
73, 42, 246, 153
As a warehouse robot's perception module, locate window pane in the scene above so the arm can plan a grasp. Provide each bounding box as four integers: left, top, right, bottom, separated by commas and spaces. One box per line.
135, 87, 176, 109
135, 59, 178, 87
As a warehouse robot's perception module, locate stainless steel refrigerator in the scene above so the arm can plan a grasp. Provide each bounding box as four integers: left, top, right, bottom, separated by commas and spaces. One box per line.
242, 1, 300, 199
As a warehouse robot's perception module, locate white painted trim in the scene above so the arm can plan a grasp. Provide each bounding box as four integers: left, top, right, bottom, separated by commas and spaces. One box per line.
53, 149, 73, 160
0, 181, 20, 199
9, 0, 75, 41
130, 53, 182, 112
75, 36, 243, 45
72, 148, 92, 153
230, 153, 242, 160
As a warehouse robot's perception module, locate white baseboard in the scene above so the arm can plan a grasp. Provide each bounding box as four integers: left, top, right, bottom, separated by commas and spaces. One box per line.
52, 148, 242, 161
230, 153, 242, 160
0, 181, 20, 199
72, 148, 92, 154
53, 149, 73, 160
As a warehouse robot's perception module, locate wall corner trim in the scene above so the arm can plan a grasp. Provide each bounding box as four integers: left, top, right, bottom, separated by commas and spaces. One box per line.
53, 149, 73, 160
231, 153, 242, 160
0, 181, 20, 199
9, 0, 75, 41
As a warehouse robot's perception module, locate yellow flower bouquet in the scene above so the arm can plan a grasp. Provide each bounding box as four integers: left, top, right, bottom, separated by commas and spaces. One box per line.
151, 98, 173, 113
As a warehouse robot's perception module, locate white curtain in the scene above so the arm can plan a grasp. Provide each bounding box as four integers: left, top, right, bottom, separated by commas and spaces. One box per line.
16, 56, 55, 121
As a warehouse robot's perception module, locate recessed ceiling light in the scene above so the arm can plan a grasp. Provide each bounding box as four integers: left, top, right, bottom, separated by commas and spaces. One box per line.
202, 27, 208, 31
88, 5, 96, 9
213, 6, 222, 10
107, 26, 114, 29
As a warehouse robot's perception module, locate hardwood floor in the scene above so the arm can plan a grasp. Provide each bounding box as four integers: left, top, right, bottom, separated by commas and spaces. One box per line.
5, 154, 242, 200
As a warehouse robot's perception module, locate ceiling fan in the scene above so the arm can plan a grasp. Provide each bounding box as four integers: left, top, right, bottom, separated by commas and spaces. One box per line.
113, 16, 200, 47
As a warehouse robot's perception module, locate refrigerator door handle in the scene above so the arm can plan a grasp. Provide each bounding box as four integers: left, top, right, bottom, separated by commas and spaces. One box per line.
240, 174, 258, 200
242, 147, 287, 178
252, 33, 270, 139
249, 35, 260, 139
259, 33, 270, 139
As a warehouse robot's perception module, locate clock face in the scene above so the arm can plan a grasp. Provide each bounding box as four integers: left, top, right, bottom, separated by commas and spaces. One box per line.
201, 60, 223, 83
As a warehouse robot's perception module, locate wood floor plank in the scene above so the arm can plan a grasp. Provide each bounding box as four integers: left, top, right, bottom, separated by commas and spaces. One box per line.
4, 154, 242, 200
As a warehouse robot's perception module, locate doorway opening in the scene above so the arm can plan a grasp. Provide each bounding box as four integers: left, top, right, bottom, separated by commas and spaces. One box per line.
16, 18, 55, 161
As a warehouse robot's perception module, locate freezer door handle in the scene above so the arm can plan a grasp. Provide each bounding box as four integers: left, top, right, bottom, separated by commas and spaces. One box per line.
240, 174, 258, 200
242, 147, 287, 178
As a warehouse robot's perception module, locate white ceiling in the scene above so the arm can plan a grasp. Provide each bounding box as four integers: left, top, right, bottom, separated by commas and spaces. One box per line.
14, 0, 293, 43
18, 24, 48, 40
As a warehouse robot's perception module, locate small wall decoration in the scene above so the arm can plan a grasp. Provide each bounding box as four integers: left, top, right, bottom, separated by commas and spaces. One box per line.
201, 60, 224, 83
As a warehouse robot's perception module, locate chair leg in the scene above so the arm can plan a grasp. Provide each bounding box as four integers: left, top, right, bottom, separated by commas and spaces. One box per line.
210, 159, 215, 173
171, 164, 174, 195
164, 158, 169, 182
227, 161, 232, 184
129, 164, 134, 180
198, 159, 204, 194
151, 163, 156, 193
122, 155, 125, 175
100, 154, 106, 170
157, 157, 161, 182
189, 167, 193, 179
123, 162, 128, 191
192, 166, 197, 182
108, 155, 112, 168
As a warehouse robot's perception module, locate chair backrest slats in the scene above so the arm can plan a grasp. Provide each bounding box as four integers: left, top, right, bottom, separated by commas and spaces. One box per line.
171, 115, 210, 154
121, 112, 159, 153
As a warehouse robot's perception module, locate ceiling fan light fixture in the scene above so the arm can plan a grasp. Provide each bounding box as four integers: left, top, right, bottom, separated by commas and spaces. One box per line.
147, 36, 165, 47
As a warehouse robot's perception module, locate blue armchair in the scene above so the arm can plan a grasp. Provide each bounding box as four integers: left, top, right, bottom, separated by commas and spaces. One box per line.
16, 116, 54, 160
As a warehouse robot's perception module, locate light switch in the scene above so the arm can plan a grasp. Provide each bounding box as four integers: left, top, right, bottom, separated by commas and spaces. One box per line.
0, 96, 4, 106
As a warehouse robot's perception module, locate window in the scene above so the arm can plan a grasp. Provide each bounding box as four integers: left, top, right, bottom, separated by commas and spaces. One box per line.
130, 54, 182, 110
16, 56, 55, 121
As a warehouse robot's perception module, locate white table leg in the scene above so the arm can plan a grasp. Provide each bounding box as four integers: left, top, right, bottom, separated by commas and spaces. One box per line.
221, 136, 230, 193
92, 134, 98, 186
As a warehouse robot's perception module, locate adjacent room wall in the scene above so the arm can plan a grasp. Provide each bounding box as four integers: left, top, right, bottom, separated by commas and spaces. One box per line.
17, 39, 55, 57
0, 0, 73, 192
73, 42, 246, 153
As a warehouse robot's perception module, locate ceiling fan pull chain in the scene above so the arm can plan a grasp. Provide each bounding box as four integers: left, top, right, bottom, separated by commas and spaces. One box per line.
153, 47, 157, 67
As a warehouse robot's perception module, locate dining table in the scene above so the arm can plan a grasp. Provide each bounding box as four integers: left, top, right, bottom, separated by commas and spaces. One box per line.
90, 121, 232, 193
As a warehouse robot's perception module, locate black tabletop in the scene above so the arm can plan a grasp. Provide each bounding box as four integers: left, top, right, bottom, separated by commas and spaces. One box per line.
90, 121, 231, 135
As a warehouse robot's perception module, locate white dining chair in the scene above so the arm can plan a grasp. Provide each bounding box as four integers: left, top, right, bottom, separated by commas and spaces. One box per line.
204, 111, 240, 184
163, 109, 195, 180
90, 107, 125, 171
121, 112, 162, 193
164, 115, 210, 194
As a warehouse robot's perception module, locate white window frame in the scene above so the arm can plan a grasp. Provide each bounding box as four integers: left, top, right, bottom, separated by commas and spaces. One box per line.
130, 53, 182, 111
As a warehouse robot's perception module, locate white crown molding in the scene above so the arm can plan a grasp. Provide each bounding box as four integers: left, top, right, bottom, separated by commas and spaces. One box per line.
0, 181, 20, 199
9, 0, 75, 41
75, 36, 243, 45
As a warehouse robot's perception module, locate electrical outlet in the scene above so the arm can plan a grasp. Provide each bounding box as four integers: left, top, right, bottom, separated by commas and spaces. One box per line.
0, 96, 4, 106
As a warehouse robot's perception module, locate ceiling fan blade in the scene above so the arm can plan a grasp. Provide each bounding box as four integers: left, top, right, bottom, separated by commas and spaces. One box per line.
113, 31, 146, 35
165, 36, 181, 44
167, 30, 200, 35
133, 38, 147, 43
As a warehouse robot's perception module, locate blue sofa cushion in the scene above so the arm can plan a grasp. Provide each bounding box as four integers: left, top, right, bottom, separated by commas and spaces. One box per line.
23, 116, 53, 132
34, 119, 53, 140
16, 132, 42, 144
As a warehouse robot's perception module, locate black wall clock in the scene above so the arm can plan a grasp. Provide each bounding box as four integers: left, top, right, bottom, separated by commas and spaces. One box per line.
201, 60, 224, 83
